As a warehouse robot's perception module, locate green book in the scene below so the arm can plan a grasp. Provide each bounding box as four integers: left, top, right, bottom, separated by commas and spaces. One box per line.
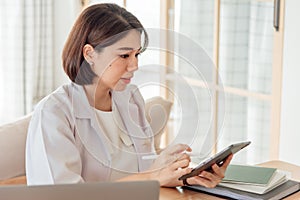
222, 165, 277, 185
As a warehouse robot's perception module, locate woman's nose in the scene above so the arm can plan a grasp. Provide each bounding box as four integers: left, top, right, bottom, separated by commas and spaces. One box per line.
127, 56, 138, 72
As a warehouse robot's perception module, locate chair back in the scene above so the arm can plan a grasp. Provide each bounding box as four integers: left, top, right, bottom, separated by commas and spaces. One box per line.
0, 115, 31, 180
145, 97, 173, 152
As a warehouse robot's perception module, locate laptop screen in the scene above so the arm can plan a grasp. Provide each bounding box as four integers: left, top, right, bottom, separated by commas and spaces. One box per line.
0, 181, 160, 200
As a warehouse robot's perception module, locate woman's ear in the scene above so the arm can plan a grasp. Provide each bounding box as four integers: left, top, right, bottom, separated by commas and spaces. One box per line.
83, 44, 95, 64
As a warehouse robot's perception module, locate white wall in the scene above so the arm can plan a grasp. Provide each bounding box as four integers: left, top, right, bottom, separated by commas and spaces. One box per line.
279, 0, 300, 165
53, 0, 81, 88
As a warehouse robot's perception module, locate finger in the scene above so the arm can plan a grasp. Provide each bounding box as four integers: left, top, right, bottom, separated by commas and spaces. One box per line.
200, 170, 222, 183
184, 146, 192, 152
210, 154, 233, 179
161, 154, 179, 165
175, 153, 191, 162
170, 159, 190, 170
174, 168, 193, 186
211, 164, 225, 179
189, 176, 217, 188
162, 152, 190, 165
167, 144, 191, 155
221, 154, 233, 169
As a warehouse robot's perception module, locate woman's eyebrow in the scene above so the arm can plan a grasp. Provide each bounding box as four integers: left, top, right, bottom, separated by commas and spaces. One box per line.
117, 46, 142, 51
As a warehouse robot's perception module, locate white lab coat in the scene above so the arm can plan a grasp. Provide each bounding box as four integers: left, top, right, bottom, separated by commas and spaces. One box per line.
26, 82, 155, 185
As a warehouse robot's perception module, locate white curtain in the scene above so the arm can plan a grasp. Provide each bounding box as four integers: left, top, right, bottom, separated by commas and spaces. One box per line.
0, 0, 54, 125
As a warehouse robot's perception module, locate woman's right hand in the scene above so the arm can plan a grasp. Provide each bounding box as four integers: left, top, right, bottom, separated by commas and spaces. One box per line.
147, 144, 193, 187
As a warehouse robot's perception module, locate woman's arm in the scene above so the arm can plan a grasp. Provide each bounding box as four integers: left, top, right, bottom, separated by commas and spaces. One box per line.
26, 104, 84, 185
117, 144, 192, 187
117, 144, 232, 188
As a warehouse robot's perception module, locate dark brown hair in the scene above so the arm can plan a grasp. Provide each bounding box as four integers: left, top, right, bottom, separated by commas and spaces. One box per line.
62, 3, 148, 85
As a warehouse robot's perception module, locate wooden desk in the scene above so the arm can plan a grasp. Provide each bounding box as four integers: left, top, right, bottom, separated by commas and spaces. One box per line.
159, 160, 300, 200
0, 176, 26, 185
0, 160, 299, 199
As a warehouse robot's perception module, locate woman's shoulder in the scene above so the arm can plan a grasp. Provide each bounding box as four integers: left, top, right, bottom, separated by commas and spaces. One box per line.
33, 83, 76, 112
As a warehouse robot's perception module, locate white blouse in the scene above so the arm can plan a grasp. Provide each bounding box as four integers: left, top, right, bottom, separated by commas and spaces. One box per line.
93, 107, 138, 181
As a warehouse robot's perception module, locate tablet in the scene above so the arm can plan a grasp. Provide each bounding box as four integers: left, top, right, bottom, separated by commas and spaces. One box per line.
178, 141, 251, 181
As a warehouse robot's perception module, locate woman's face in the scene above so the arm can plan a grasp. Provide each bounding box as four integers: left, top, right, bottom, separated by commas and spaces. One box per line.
89, 30, 142, 91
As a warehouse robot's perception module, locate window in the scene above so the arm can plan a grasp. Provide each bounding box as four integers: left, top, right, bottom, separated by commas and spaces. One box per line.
83, 0, 285, 164
169, 0, 284, 164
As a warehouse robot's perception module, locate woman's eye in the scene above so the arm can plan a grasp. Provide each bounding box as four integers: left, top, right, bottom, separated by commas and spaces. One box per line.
120, 54, 129, 58
120, 52, 141, 59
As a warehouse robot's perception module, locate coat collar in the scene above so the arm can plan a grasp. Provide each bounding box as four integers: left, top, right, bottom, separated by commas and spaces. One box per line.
70, 83, 112, 163
70, 83, 130, 143
71, 83, 93, 119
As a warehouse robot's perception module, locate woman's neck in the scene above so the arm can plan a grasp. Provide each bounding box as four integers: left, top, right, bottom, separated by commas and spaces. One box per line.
83, 84, 112, 112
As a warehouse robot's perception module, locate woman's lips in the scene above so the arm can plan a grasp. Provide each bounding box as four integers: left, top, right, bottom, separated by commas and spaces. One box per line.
121, 78, 131, 84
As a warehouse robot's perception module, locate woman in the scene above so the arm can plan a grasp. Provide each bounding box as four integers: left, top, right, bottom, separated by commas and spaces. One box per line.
26, 3, 232, 187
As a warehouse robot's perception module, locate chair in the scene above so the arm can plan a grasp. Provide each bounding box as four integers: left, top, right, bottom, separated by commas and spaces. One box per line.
0, 97, 172, 184
0, 114, 31, 184
145, 96, 172, 153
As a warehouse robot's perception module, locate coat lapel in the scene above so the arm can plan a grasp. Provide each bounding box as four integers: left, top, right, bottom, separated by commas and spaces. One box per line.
112, 86, 156, 171
71, 83, 112, 166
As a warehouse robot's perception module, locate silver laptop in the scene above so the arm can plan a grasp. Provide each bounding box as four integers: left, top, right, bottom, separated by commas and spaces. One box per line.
0, 181, 160, 200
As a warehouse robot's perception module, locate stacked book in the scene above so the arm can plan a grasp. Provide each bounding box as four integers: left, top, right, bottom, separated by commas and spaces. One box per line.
184, 165, 300, 200
220, 165, 289, 194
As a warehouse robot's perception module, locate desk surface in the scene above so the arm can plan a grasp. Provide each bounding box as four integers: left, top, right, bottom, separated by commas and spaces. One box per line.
0, 160, 299, 199
159, 160, 300, 200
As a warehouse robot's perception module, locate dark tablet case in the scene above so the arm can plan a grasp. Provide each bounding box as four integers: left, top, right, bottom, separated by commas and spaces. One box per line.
183, 180, 300, 200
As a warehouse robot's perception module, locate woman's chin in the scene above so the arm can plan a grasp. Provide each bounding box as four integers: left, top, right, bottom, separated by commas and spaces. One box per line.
113, 83, 128, 91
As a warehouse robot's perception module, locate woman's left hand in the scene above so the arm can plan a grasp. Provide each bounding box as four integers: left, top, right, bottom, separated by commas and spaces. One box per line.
184, 154, 233, 188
